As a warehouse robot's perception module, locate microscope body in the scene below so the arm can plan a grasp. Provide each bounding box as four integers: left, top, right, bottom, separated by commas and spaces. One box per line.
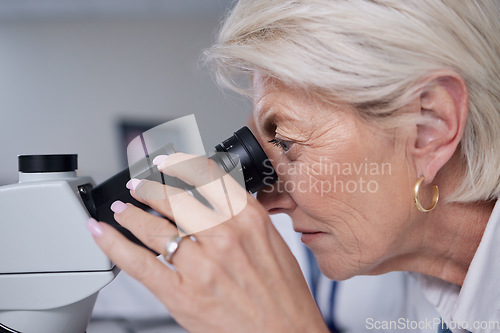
0, 124, 277, 333
0, 157, 117, 333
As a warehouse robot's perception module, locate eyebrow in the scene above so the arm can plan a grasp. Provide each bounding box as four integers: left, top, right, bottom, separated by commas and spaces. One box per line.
259, 108, 311, 146
259, 99, 305, 124
259, 106, 278, 135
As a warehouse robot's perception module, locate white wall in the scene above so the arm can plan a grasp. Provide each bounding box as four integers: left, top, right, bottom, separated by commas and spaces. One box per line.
0, 15, 250, 185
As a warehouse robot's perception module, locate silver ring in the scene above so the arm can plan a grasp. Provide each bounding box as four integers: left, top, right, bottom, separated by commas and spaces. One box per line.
163, 235, 186, 264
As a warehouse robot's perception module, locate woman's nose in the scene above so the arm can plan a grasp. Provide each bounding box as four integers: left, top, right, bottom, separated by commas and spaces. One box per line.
257, 180, 297, 215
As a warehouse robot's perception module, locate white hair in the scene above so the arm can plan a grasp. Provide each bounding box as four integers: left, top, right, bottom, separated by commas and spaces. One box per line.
205, 0, 500, 202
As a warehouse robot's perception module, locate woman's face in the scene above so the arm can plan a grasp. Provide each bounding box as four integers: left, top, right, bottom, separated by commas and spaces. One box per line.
253, 75, 419, 280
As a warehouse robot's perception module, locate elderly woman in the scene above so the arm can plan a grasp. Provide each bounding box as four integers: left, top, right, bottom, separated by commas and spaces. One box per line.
86, 0, 500, 332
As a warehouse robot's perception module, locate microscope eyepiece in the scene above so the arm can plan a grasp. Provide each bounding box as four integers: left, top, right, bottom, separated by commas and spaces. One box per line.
214, 127, 277, 193
80, 126, 277, 253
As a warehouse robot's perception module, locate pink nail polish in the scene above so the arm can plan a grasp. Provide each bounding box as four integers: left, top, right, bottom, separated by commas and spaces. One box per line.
86, 218, 104, 237
126, 178, 141, 190
111, 200, 128, 214
153, 155, 168, 166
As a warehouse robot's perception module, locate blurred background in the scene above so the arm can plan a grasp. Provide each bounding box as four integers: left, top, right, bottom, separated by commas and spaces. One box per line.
0, 0, 250, 187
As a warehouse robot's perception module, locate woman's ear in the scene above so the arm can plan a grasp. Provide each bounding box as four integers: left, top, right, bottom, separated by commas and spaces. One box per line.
411, 70, 469, 183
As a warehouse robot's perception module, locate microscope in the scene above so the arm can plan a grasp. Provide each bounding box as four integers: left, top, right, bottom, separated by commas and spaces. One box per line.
0, 120, 277, 333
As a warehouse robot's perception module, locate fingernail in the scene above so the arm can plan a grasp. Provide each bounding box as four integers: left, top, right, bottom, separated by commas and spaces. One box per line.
86, 218, 104, 237
153, 155, 168, 166
111, 200, 128, 214
126, 178, 141, 190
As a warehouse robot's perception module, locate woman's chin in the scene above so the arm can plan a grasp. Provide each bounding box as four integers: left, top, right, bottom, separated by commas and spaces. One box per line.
314, 257, 361, 281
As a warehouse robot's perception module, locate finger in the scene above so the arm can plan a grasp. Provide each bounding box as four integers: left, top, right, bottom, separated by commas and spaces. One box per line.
132, 177, 242, 220
110, 200, 177, 253
130, 180, 231, 236
111, 200, 215, 264
154, 153, 248, 217
87, 218, 180, 300
155, 153, 226, 188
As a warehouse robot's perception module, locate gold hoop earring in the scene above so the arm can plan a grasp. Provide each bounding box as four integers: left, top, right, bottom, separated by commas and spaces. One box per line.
414, 176, 439, 213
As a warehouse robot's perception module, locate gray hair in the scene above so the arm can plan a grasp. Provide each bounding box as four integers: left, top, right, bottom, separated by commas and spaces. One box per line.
205, 0, 500, 202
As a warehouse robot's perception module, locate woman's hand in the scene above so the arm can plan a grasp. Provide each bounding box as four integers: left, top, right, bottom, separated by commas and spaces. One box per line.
87, 153, 328, 333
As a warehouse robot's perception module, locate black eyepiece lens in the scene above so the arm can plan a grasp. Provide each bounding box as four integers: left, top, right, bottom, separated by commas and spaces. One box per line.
214, 126, 277, 193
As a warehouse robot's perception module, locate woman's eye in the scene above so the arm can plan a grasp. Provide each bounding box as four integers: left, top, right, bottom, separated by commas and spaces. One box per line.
268, 138, 293, 153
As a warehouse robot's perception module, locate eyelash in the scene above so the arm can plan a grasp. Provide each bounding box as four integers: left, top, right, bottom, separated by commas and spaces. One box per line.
268, 138, 292, 153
